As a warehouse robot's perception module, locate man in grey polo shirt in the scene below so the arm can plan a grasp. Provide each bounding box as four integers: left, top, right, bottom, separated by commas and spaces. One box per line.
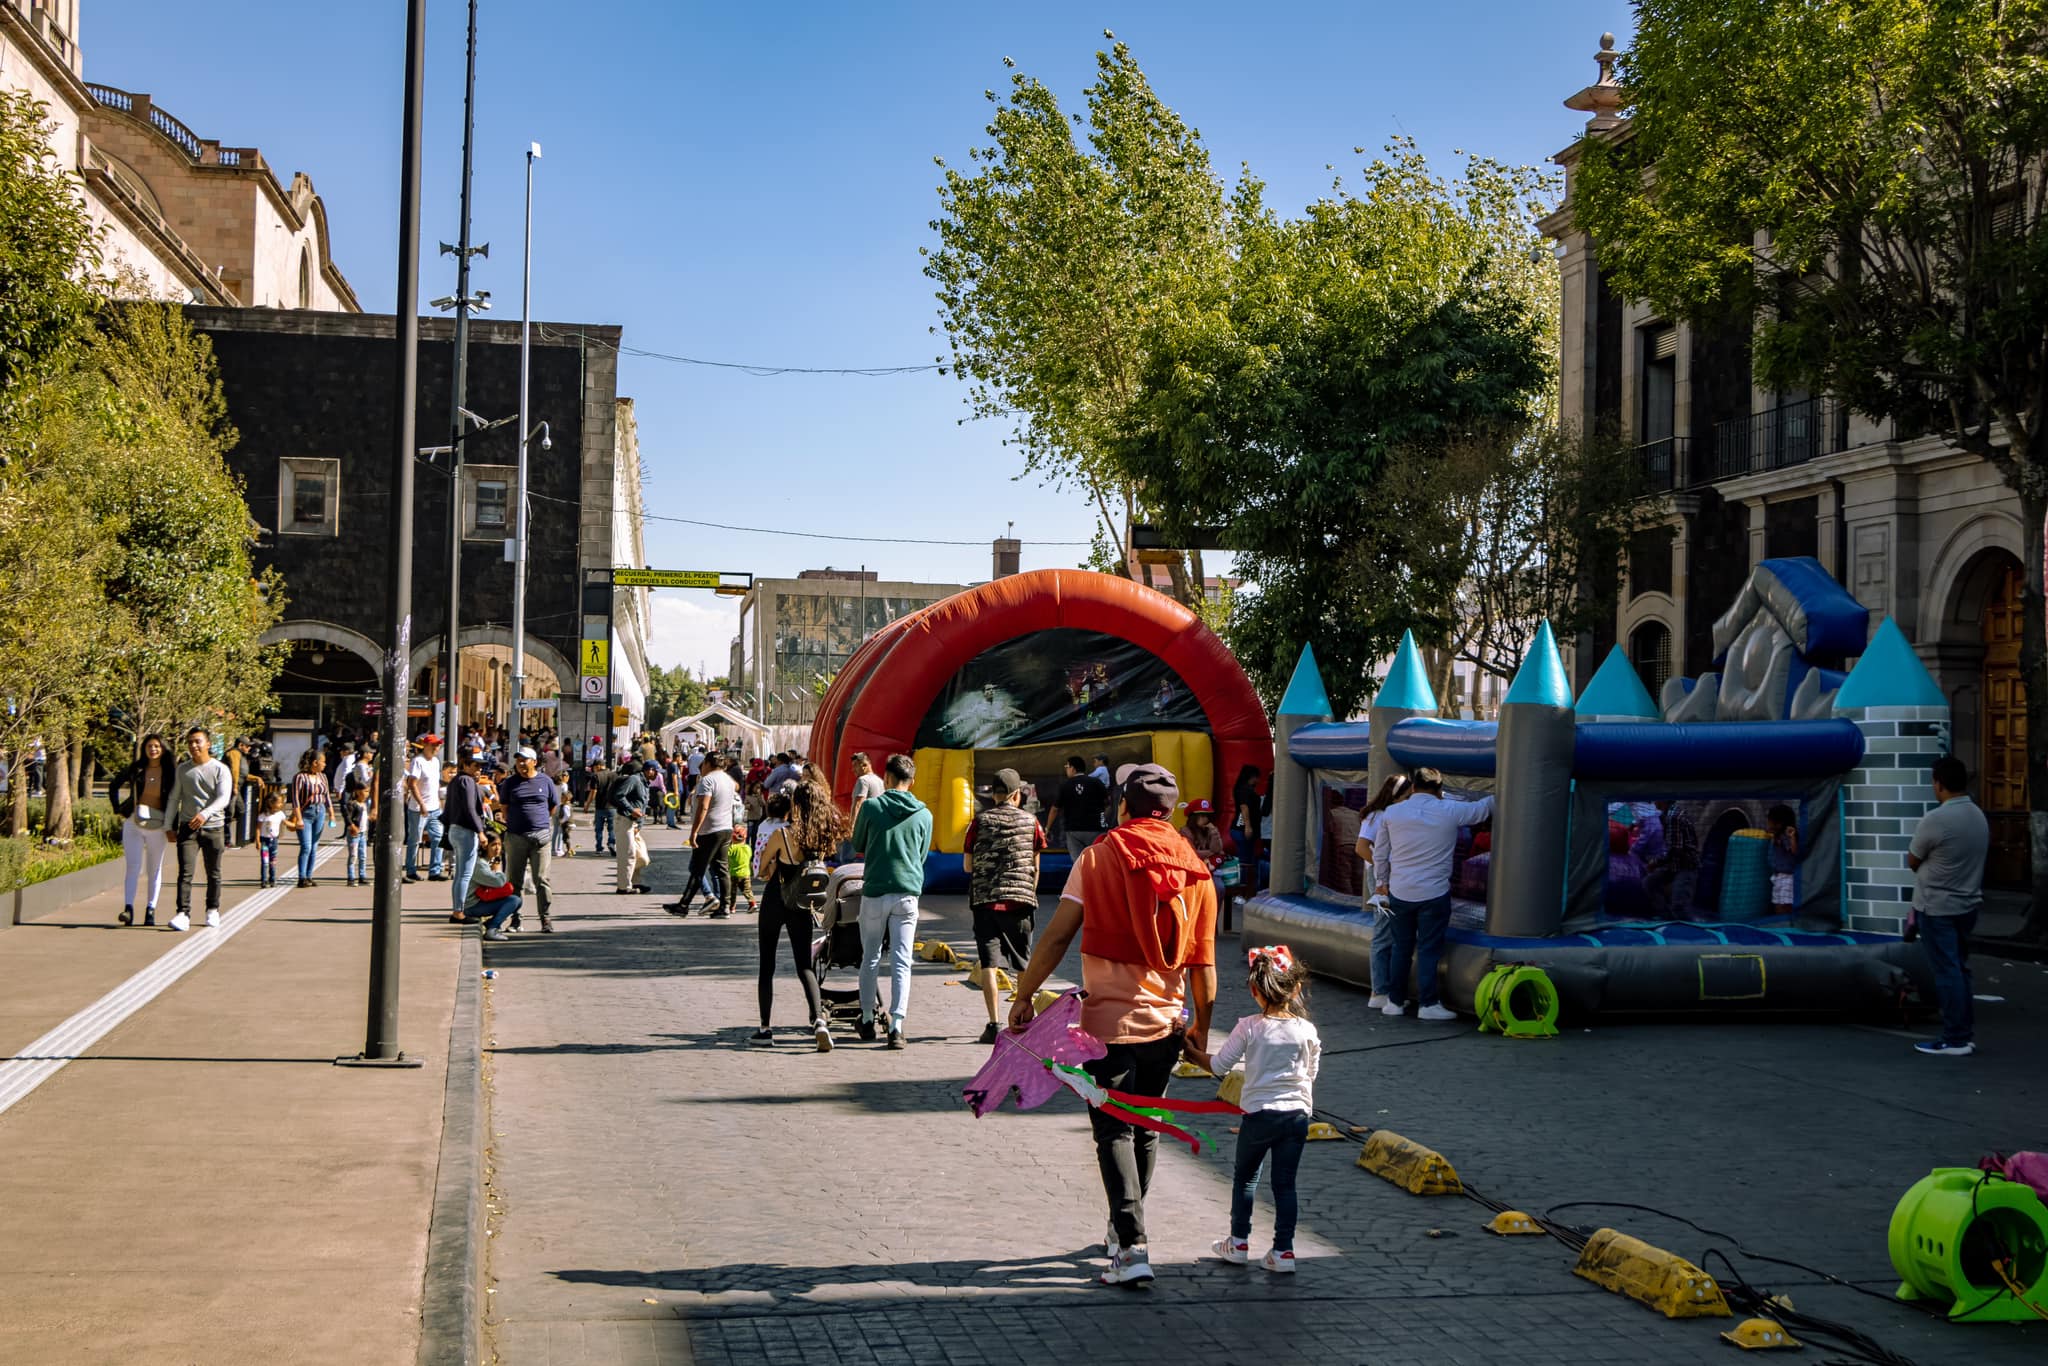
1908, 755, 1991, 1058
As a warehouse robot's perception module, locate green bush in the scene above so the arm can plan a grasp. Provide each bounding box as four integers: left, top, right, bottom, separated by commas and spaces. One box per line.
24, 796, 119, 846
17, 837, 119, 888
0, 837, 24, 893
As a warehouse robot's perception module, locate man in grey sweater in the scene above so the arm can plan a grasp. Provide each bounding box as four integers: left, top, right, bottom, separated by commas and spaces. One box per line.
171, 727, 234, 930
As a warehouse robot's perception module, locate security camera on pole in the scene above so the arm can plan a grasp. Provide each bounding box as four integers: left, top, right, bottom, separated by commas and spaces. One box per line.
510, 142, 541, 737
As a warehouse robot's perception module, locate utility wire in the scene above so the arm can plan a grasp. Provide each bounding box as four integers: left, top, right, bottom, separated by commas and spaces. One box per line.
534, 324, 943, 377
523, 488, 1091, 547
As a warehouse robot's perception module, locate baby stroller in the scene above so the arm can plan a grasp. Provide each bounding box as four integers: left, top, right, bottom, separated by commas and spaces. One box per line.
812, 863, 866, 1022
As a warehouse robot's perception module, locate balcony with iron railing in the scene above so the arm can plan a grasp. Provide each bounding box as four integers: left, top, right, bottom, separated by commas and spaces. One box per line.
1633, 397, 1852, 492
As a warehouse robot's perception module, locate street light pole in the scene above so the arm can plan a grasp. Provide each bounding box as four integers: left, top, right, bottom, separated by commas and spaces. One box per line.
510, 142, 539, 736
342, 0, 428, 1069
438, 0, 485, 750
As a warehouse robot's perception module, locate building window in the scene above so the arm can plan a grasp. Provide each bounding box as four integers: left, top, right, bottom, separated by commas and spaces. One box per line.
298, 245, 312, 309
1630, 621, 1673, 698
278, 457, 339, 536
463, 465, 515, 540
1640, 324, 1677, 445
1628, 526, 1675, 600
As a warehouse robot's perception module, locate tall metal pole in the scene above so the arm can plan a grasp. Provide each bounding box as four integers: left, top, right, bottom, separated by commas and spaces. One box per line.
509, 143, 539, 740
342, 0, 428, 1069
439, 0, 482, 751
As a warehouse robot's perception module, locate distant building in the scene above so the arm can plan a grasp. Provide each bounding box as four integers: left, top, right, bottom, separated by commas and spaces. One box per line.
1542, 33, 2028, 885
1135, 561, 1238, 605
0, 0, 357, 310
731, 569, 967, 725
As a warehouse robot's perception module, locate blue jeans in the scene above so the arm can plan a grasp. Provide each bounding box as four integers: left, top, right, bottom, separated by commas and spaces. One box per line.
1919, 909, 1977, 1045
485, 892, 523, 933
1232, 1108, 1310, 1251
1385, 892, 1453, 1007
405, 808, 444, 877
858, 892, 919, 1027
297, 807, 328, 882
346, 832, 368, 881
592, 807, 613, 851
1369, 902, 1397, 996
448, 824, 481, 910
259, 836, 278, 886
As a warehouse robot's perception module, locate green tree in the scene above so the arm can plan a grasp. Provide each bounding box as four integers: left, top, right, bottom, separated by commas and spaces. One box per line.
644, 663, 709, 734
1572, 1, 2048, 936
1117, 144, 1558, 715
925, 35, 1227, 603
0, 89, 99, 411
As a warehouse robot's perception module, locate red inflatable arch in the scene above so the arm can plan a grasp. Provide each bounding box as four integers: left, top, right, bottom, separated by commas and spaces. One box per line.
811, 569, 1273, 831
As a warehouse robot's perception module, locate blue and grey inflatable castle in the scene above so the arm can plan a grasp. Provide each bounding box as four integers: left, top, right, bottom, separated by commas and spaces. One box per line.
1245, 556, 1950, 1017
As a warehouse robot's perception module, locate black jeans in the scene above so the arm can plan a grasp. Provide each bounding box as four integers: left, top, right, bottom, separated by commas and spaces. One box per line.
174, 825, 225, 914
1085, 1034, 1182, 1248
687, 829, 733, 910
757, 883, 821, 1027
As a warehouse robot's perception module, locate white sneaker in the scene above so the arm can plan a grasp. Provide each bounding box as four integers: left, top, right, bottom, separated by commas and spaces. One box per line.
1099, 1244, 1153, 1286
204, 910, 221, 929
1104, 1224, 1120, 1260
1417, 1004, 1458, 1022
1380, 1001, 1405, 1016
1367, 993, 1391, 1009
1262, 1248, 1297, 1274
1210, 1236, 1249, 1265
814, 1020, 834, 1052
168, 911, 191, 932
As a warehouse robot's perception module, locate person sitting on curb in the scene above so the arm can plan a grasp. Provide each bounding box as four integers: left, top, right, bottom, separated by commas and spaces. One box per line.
1008, 763, 1218, 1288
964, 767, 1046, 1045
463, 835, 522, 941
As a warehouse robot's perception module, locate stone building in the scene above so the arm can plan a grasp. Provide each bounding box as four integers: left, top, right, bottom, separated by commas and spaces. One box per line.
189, 309, 652, 751
732, 570, 967, 726
0, 0, 356, 310
1540, 34, 2030, 887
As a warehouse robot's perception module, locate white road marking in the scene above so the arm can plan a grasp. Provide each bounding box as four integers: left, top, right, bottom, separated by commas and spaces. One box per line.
0, 842, 345, 1117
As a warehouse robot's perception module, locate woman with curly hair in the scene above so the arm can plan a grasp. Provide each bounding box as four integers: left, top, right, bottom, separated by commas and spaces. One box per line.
751, 778, 849, 1052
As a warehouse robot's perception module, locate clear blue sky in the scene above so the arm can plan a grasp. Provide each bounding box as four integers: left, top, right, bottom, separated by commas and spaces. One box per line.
91, 0, 1631, 675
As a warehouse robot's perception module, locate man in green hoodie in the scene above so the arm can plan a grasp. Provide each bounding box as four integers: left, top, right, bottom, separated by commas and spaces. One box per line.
850, 753, 934, 1049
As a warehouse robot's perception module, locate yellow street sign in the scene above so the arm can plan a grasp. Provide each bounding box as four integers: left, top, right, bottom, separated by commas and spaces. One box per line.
612, 706, 630, 727
580, 639, 610, 675
614, 568, 721, 589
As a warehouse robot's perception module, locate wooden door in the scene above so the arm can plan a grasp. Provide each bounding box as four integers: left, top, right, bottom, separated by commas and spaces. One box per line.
1981, 562, 2029, 886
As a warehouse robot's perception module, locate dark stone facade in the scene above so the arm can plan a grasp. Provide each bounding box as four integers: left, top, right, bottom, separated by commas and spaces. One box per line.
189, 307, 619, 695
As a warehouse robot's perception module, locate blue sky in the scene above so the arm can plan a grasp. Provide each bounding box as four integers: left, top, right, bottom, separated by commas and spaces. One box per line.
90, 0, 1631, 675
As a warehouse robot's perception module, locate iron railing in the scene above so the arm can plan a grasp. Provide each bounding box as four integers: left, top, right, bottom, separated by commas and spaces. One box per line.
1635, 436, 1688, 492
1710, 397, 1843, 480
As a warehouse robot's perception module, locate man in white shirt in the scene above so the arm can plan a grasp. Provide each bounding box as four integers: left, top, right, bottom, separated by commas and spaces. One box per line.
673, 754, 741, 918
849, 751, 885, 821
404, 734, 447, 882
1371, 767, 1493, 1022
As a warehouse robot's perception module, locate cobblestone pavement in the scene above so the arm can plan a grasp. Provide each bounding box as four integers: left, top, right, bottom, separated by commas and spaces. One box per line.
483, 827, 2046, 1366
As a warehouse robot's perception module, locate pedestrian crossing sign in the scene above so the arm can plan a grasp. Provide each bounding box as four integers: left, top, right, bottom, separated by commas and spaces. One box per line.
580, 639, 609, 676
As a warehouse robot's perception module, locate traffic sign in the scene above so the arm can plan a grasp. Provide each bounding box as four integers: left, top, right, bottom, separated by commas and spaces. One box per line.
516, 698, 555, 711
613, 568, 721, 589
580, 674, 605, 701
579, 639, 610, 675
612, 706, 630, 727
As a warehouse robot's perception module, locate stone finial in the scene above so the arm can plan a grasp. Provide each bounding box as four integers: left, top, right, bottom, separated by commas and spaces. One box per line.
1565, 32, 1627, 130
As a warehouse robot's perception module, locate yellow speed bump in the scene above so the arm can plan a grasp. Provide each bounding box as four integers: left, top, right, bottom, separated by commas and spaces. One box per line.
1305, 1122, 1345, 1142
1214, 1068, 1246, 1108
1572, 1228, 1732, 1318
1485, 1210, 1545, 1236
1720, 1318, 1801, 1350
915, 941, 960, 964
965, 965, 1014, 991
1355, 1130, 1462, 1195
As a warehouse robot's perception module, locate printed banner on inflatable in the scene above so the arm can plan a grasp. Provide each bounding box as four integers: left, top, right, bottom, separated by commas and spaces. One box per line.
914, 628, 1206, 750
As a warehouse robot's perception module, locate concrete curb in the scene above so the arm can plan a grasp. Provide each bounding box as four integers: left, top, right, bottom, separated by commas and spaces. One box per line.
417, 932, 483, 1366
8, 852, 124, 927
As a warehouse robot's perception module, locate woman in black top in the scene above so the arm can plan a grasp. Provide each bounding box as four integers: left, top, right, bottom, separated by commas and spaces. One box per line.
109, 734, 178, 925
753, 782, 848, 1052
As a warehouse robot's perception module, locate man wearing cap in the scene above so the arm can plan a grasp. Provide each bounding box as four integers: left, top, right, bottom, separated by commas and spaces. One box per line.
404, 734, 447, 882
1371, 766, 1493, 1022
964, 767, 1046, 1044
499, 746, 564, 932
610, 761, 655, 894
1009, 763, 1218, 1287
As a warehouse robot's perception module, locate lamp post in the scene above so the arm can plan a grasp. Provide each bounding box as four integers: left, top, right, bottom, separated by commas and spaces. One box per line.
509, 142, 540, 735
341, 0, 427, 1070
435, 0, 489, 749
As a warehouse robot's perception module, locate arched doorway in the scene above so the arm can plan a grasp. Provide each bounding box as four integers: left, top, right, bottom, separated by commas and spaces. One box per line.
1979, 558, 2027, 886
1629, 620, 1673, 698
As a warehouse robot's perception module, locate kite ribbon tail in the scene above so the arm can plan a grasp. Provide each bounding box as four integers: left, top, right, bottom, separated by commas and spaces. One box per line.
1099, 1085, 1243, 1116
1099, 1101, 1207, 1155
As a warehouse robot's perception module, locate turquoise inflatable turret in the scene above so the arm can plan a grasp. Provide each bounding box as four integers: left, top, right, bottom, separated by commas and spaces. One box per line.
1269, 643, 1333, 897
1486, 622, 1575, 938
1369, 631, 1438, 796
1575, 645, 1661, 723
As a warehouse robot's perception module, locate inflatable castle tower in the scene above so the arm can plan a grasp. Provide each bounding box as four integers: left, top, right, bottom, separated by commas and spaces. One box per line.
1832, 618, 1953, 935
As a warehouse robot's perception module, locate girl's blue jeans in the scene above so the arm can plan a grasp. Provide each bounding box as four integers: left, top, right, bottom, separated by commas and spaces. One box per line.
1231, 1108, 1310, 1251
346, 832, 368, 881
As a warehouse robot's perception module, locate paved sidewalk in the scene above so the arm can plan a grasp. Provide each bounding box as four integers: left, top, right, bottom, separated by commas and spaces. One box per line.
483, 830, 2046, 1366
0, 835, 467, 1365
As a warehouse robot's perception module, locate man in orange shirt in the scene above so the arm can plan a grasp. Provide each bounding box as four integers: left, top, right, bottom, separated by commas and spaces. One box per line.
1010, 763, 1218, 1288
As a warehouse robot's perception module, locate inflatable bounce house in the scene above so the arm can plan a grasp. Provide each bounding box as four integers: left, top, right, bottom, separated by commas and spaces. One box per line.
809, 569, 1272, 891
1246, 556, 1948, 1017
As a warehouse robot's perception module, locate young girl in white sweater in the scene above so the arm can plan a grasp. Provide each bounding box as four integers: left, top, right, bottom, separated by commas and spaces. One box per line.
1196, 944, 1322, 1273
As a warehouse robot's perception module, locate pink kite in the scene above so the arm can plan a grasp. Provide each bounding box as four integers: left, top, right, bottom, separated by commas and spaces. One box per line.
961, 991, 1106, 1118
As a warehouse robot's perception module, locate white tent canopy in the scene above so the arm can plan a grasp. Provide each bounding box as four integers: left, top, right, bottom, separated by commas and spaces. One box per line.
659, 702, 769, 760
